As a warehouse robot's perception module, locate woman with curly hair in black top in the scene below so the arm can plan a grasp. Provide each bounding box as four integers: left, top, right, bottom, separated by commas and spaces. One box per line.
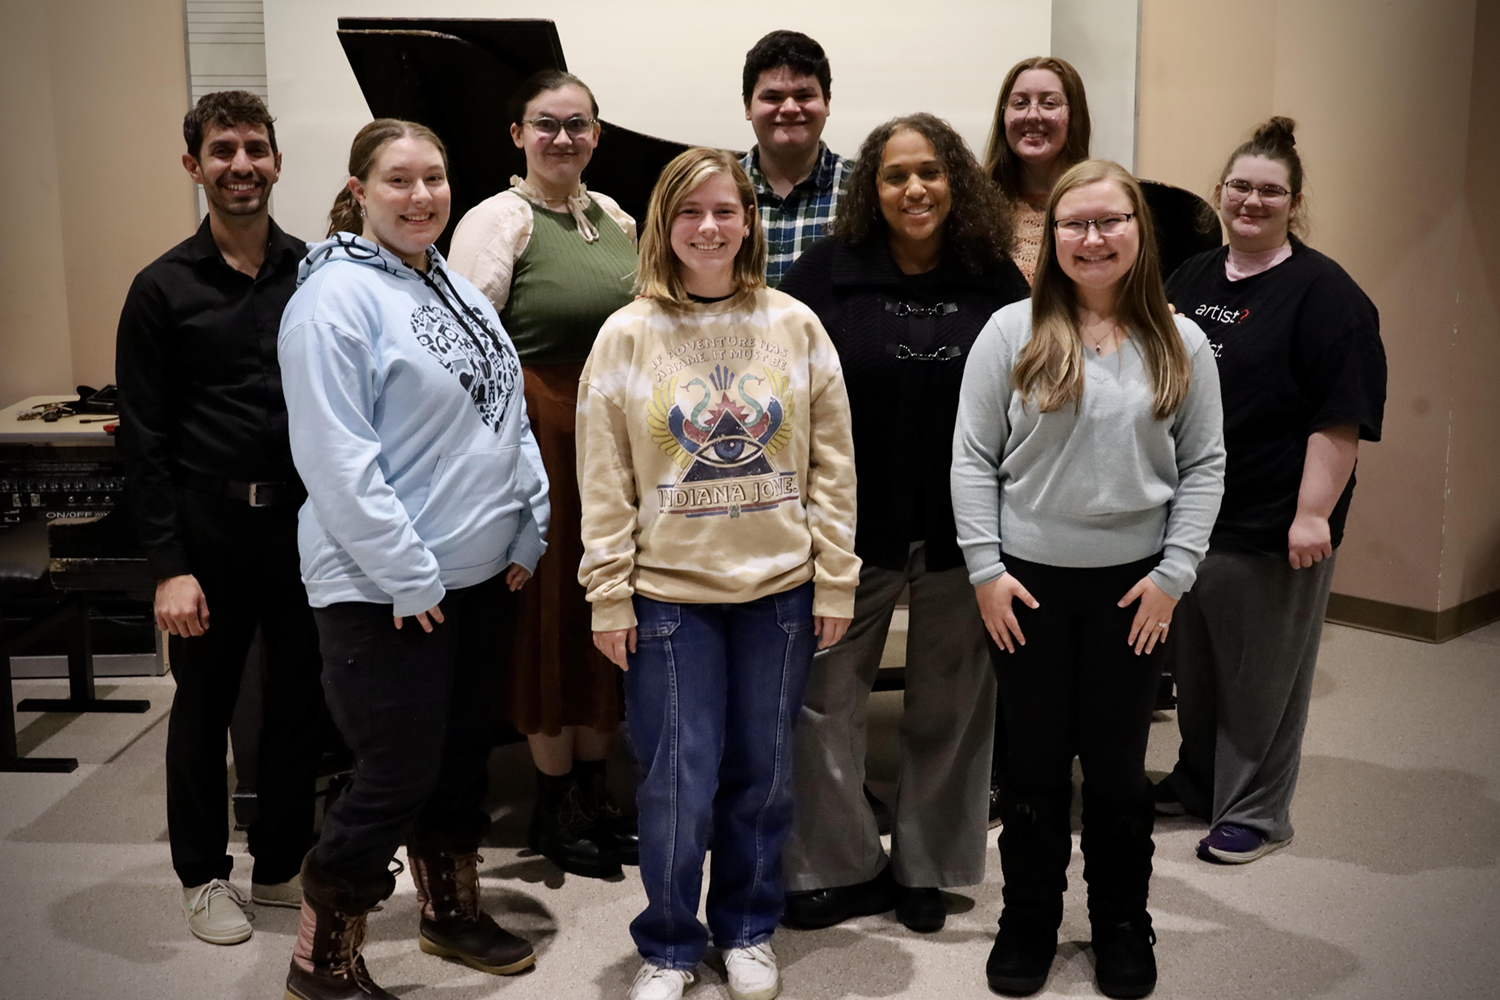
777, 113, 1028, 933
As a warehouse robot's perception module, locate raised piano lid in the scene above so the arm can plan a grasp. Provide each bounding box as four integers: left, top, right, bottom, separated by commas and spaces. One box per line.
337, 17, 708, 252
1138, 180, 1224, 280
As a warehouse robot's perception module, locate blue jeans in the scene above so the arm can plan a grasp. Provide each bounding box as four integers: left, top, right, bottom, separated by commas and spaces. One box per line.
624, 582, 816, 970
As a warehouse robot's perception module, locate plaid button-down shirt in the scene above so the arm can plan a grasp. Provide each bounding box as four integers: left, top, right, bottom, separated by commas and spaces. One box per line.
741, 143, 852, 288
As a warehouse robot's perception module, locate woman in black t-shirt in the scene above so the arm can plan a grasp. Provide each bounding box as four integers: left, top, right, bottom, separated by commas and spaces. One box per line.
1158, 118, 1387, 865
777, 114, 1028, 935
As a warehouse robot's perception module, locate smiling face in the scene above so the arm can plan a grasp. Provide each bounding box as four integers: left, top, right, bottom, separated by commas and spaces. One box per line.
669, 171, 749, 298
1053, 178, 1140, 295
349, 136, 451, 269
745, 66, 829, 160
1216, 154, 1297, 253
1004, 68, 1071, 168
183, 122, 281, 220
510, 84, 599, 194
877, 129, 952, 253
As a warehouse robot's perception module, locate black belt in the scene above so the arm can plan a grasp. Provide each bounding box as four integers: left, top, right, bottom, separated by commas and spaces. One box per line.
179, 473, 306, 508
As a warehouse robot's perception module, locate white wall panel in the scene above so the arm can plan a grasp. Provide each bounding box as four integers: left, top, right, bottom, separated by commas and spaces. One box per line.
1052, 0, 1141, 170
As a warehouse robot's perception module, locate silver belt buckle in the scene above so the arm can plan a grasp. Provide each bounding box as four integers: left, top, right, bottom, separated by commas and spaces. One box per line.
247, 482, 272, 507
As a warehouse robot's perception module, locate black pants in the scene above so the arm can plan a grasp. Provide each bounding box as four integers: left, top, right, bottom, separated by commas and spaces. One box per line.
166, 490, 325, 887
308, 574, 513, 895
992, 553, 1161, 923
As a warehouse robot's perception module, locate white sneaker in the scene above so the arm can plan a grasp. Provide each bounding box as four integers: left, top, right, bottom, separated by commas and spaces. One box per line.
250, 872, 302, 908
181, 879, 252, 945
724, 941, 780, 1000
629, 961, 695, 1000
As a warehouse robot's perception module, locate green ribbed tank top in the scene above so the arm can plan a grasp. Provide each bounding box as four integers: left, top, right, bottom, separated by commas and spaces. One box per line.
501, 198, 638, 363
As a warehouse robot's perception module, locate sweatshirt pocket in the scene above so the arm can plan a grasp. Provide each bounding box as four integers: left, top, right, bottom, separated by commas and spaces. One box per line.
413, 446, 528, 572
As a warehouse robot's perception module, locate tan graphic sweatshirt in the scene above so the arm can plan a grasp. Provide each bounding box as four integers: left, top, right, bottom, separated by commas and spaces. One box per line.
577, 289, 860, 631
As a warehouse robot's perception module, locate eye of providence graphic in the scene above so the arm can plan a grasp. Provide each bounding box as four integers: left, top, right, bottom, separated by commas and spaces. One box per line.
648, 364, 800, 518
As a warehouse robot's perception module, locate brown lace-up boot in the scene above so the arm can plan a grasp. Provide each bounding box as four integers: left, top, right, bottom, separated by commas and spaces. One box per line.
407, 846, 536, 975
283, 861, 395, 1000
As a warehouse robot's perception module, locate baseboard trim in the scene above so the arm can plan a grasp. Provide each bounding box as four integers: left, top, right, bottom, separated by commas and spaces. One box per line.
1325, 588, 1500, 643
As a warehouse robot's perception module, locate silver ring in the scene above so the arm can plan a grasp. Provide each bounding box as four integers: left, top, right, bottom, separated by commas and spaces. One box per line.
1155, 622, 1168, 629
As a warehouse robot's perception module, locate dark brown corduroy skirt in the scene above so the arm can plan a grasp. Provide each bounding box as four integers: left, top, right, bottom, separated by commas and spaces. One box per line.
506, 362, 621, 735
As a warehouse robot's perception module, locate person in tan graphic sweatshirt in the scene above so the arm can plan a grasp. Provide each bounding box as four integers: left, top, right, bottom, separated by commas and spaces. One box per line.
577, 147, 857, 1000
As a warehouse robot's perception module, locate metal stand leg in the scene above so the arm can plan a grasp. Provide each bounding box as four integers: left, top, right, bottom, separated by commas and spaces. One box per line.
15, 595, 150, 715
1, 620, 78, 773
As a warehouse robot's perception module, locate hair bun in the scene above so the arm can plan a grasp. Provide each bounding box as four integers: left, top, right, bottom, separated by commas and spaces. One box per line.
1254, 116, 1297, 150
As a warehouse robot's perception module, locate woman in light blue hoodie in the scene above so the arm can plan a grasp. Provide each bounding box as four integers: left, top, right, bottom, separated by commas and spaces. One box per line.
277, 119, 549, 1000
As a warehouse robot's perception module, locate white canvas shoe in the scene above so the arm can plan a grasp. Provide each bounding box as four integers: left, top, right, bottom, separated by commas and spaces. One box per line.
629, 961, 695, 1000
181, 879, 251, 945
724, 941, 780, 1000
250, 872, 302, 908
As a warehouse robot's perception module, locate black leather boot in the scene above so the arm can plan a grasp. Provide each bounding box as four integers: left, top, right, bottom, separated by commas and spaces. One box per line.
407, 845, 535, 975
528, 769, 621, 879
573, 759, 639, 866
1082, 784, 1158, 999
284, 859, 396, 1000
985, 787, 1072, 997
1091, 915, 1158, 999
782, 863, 897, 929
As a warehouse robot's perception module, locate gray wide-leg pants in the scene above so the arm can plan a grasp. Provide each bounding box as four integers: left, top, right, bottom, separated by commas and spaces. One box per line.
1167, 547, 1337, 843
783, 543, 995, 891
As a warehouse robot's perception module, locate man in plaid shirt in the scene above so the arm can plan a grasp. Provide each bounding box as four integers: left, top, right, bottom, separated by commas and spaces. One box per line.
739, 31, 852, 288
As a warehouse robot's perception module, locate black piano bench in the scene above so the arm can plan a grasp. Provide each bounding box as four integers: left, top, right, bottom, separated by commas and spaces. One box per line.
0, 520, 149, 773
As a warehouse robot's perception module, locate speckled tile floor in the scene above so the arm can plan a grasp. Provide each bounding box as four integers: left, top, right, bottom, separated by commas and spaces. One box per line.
1, 619, 1497, 999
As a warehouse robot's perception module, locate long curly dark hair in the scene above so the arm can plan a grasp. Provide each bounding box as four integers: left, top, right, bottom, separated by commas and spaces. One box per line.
834, 113, 1015, 273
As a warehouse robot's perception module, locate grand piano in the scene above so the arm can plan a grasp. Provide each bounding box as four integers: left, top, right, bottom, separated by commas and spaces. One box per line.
337, 17, 692, 252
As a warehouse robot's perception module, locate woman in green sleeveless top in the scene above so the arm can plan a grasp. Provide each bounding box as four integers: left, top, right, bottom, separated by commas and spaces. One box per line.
449, 70, 638, 880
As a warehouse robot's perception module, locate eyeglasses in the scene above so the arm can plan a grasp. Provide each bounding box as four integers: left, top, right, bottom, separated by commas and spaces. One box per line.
1005, 96, 1068, 118
523, 116, 597, 139
1054, 213, 1135, 239
1223, 179, 1291, 203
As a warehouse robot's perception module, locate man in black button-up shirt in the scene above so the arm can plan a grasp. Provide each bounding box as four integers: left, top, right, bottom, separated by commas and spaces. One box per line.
116, 91, 324, 946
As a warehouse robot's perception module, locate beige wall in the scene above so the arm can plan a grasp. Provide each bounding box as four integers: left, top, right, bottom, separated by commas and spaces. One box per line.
1441, 0, 1500, 607
0, 3, 75, 404
0, 0, 193, 402
1140, 0, 1500, 614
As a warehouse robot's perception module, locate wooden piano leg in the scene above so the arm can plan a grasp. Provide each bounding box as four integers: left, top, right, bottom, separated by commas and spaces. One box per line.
1, 619, 78, 773
16, 594, 150, 715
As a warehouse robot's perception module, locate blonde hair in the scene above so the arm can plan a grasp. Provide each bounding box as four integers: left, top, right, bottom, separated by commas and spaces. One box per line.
635, 148, 767, 303
1014, 160, 1191, 420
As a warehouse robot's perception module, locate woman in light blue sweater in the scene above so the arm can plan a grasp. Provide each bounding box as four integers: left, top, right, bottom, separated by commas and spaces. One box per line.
277, 119, 549, 1000
952, 159, 1224, 1000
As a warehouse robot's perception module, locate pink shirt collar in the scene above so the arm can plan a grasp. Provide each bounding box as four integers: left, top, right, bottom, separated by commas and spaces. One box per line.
1225, 242, 1293, 281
